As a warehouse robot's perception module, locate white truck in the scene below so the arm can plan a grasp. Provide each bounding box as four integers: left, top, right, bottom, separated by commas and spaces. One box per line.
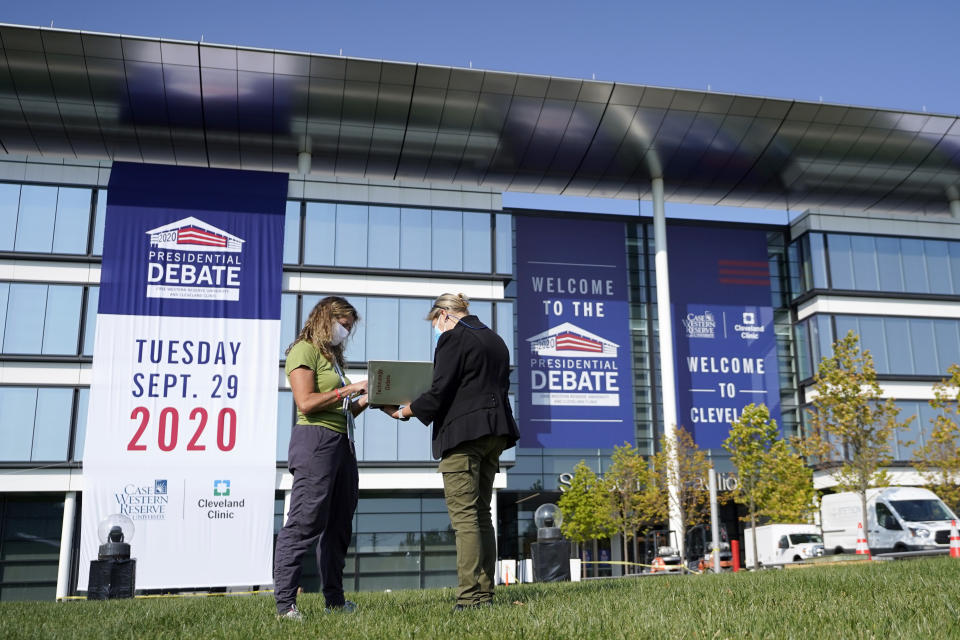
820, 487, 957, 554
743, 524, 824, 567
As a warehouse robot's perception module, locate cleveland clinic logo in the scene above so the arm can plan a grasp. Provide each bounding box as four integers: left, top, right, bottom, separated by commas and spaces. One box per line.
734, 310, 765, 340
145, 216, 245, 302
683, 310, 716, 339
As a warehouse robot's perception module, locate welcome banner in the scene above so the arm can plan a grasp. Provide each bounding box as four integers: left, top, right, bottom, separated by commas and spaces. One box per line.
79, 163, 287, 589
668, 225, 781, 450
516, 215, 634, 448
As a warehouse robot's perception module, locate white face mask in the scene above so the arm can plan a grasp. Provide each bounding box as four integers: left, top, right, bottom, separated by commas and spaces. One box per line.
330, 322, 350, 346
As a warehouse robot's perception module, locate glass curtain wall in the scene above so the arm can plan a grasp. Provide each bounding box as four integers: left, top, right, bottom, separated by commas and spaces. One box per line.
790, 231, 960, 298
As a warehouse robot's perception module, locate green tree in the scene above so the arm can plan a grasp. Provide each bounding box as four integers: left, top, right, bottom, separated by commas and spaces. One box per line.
724, 403, 779, 568
653, 426, 710, 554
725, 405, 817, 568
758, 438, 815, 524
605, 443, 664, 573
558, 460, 613, 577
915, 365, 960, 514
802, 330, 908, 548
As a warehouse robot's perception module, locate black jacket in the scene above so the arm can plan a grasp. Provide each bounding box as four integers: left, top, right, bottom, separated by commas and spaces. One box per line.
410, 315, 520, 459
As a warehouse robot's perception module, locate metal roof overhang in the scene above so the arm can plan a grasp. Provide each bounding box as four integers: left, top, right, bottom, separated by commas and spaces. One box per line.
2, 23, 960, 215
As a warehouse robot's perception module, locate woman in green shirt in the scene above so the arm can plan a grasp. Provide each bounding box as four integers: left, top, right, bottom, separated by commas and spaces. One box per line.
274, 296, 369, 620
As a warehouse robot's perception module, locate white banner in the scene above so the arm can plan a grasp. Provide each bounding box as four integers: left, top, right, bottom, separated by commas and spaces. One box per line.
79, 163, 286, 590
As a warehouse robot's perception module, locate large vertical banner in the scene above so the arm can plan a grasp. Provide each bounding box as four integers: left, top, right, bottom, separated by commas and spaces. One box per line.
668, 225, 781, 450
517, 216, 634, 448
79, 163, 287, 589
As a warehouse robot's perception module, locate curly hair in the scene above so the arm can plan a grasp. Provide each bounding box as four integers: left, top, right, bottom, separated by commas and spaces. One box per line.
287, 296, 358, 368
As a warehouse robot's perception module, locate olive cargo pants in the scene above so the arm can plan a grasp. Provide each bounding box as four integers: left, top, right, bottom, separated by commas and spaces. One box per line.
439, 434, 510, 605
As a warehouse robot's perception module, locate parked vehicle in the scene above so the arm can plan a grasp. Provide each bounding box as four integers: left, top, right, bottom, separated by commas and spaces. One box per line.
743, 524, 823, 567
685, 523, 734, 571
644, 530, 683, 573
820, 487, 958, 554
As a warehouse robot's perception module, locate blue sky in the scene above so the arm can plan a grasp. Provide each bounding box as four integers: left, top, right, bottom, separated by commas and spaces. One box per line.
4, 1, 959, 221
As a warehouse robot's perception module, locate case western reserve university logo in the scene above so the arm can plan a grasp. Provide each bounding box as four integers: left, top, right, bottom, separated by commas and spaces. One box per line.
114, 479, 168, 521
526, 322, 620, 407
145, 216, 244, 301
683, 310, 716, 339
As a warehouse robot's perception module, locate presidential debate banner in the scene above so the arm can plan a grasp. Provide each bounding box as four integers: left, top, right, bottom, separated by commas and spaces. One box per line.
517, 216, 634, 448
79, 163, 287, 589
668, 225, 781, 450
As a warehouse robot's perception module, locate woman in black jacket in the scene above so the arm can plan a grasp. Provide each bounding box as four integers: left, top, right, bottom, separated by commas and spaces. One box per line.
392, 293, 519, 610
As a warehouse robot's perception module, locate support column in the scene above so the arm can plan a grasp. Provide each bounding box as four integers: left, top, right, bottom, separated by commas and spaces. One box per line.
56, 491, 77, 601
949, 187, 960, 219
651, 177, 684, 557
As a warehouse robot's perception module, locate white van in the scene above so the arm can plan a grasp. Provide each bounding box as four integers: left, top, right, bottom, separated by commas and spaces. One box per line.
820, 487, 957, 554
744, 524, 824, 567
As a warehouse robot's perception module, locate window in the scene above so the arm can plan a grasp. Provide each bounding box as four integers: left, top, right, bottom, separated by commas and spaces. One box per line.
795, 231, 960, 296
463, 211, 491, 273
14, 186, 58, 252
0, 495, 63, 601
367, 207, 400, 269
797, 314, 960, 377
400, 208, 431, 270
0, 283, 90, 356
335, 204, 368, 267
92, 190, 107, 256
282, 201, 300, 264
431, 209, 462, 271
495, 213, 513, 275
289, 201, 505, 274
876, 502, 899, 530
0, 387, 74, 462
0, 185, 94, 255
303, 202, 336, 266
0, 183, 18, 250
276, 390, 293, 462
52, 188, 92, 254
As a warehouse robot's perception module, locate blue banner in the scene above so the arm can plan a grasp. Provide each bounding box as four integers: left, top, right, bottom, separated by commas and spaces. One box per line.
668, 225, 781, 449
99, 162, 287, 320
516, 216, 634, 448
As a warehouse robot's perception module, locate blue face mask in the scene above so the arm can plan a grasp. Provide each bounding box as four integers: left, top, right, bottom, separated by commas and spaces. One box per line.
432, 318, 444, 350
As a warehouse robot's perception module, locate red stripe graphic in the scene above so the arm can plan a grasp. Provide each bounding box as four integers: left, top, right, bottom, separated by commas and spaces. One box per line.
719, 268, 769, 277
719, 277, 770, 286
177, 226, 228, 247
556, 332, 603, 352
718, 259, 767, 268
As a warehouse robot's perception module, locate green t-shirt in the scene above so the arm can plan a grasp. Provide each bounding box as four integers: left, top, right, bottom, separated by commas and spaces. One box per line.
285, 340, 349, 433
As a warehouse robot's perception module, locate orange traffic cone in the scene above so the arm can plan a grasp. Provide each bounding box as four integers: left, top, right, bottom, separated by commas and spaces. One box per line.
950, 520, 960, 559
855, 522, 871, 559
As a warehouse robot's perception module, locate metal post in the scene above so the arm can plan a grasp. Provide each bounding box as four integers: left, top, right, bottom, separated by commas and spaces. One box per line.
651, 177, 684, 558
709, 468, 721, 573
56, 491, 77, 600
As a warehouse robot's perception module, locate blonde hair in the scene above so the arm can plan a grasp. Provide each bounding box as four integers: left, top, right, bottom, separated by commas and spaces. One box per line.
427, 292, 470, 321
287, 296, 358, 367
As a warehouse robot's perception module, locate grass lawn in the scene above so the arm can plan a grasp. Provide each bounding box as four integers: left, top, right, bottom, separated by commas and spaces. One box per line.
2, 557, 958, 639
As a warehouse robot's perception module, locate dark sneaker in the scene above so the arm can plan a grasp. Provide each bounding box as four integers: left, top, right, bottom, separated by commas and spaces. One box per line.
324, 600, 358, 614
276, 604, 303, 621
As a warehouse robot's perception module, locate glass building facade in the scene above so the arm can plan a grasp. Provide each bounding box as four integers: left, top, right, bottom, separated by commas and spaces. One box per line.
0, 161, 956, 599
